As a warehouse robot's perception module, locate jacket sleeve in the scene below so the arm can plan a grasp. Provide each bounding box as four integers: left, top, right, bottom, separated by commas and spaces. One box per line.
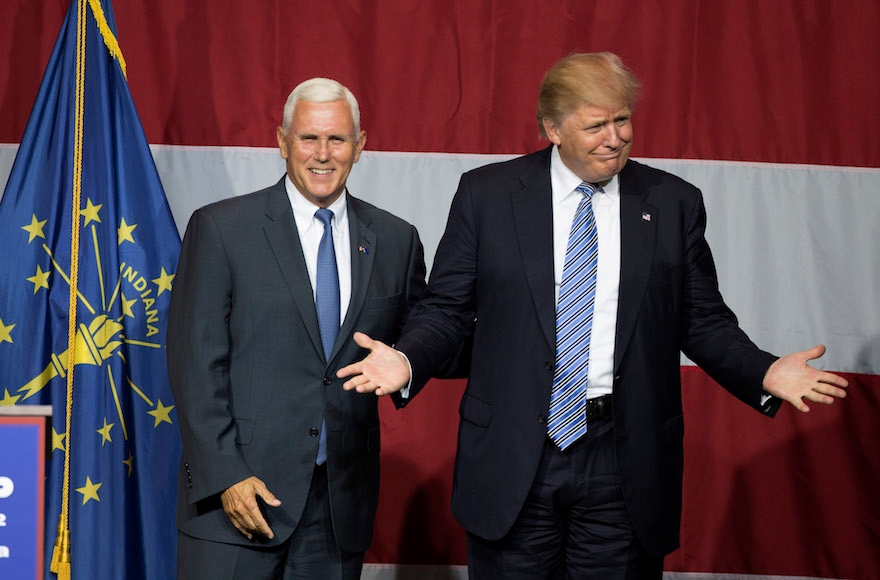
679, 191, 781, 416
166, 208, 253, 503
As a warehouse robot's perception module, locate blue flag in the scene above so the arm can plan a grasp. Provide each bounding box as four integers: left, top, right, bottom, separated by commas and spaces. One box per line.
0, 1, 180, 578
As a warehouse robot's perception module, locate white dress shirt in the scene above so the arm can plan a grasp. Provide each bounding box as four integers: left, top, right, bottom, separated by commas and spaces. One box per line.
550, 146, 621, 398
285, 176, 352, 325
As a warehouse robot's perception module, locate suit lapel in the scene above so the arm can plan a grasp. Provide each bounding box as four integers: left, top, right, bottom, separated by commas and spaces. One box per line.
262, 179, 325, 361
336, 195, 376, 364
615, 161, 657, 374
512, 148, 556, 352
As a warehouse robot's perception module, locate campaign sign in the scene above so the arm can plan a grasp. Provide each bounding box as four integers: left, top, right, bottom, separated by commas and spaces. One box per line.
0, 413, 47, 580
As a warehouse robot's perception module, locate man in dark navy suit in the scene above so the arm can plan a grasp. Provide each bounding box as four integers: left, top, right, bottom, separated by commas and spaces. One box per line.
338, 53, 848, 579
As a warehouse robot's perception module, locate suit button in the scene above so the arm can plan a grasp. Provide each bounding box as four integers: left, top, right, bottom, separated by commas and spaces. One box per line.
323, 376, 332, 385
537, 415, 547, 424
309, 427, 319, 437
544, 362, 553, 371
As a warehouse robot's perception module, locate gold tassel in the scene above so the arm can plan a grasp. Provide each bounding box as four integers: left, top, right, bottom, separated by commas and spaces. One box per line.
51, 527, 70, 577
49, 521, 64, 573
57, 563, 72, 580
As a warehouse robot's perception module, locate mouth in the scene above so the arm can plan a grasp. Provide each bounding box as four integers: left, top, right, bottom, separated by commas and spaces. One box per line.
310, 168, 333, 175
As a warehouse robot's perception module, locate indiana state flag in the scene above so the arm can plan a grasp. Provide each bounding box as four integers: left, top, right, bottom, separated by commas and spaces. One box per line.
0, 0, 181, 578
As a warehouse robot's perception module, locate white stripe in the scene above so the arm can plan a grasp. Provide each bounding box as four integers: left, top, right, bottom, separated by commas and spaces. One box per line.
360, 564, 468, 580
2, 144, 877, 374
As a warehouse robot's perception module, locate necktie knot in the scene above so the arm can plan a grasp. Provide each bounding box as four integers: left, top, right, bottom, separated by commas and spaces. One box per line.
576, 181, 597, 198
315, 207, 334, 228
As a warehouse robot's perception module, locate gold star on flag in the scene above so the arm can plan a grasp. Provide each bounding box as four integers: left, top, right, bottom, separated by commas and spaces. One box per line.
21, 214, 48, 243
52, 429, 67, 452
76, 476, 102, 505
148, 399, 175, 427
0, 318, 14, 344
123, 454, 134, 476
120, 292, 137, 318
152, 268, 175, 296
97, 418, 114, 445
26, 265, 51, 294
81, 198, 103, 225
117, 218, 137, 245
0, 389, 21, 406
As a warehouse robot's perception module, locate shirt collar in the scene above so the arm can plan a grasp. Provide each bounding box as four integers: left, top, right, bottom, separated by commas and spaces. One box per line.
549, 145, 620, 203
285, 175, 349, 232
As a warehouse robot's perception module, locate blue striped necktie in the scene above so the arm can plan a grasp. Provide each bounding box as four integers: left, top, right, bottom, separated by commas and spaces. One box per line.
314, 208, 339, 465
548, 182, 599, 450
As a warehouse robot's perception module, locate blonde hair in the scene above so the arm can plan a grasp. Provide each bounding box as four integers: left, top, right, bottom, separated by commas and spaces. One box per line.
537, 52, 640, 138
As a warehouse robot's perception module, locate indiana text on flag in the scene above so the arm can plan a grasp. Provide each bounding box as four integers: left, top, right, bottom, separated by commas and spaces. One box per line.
0, 0, 180, 578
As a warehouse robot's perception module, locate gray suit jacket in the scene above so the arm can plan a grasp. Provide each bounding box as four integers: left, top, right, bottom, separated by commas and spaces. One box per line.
167, 177, 426, 552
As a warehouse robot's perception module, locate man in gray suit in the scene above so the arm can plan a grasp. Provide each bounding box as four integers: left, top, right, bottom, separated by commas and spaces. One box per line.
167, 78, 426, 579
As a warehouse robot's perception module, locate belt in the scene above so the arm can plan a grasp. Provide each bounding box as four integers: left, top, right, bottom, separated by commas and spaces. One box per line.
585, 394, 613, 423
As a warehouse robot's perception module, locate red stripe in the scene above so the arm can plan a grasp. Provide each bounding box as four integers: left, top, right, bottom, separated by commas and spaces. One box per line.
2, 1, 879, 166
668, 368, 880, 578
369, 371, 880, 577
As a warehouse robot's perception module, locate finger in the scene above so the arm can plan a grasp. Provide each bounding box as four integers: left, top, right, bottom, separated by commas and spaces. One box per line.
249, 510, 274, 539
807, 392, 836, 405
356, 380, 379, 394
232, 497, 272, 540
337, 362, 362, 380
225, 511, 254, 539
342, 374, 367, 391
817, 371, 848, 388
787, 395, 811, 413
814, 382, 848, 399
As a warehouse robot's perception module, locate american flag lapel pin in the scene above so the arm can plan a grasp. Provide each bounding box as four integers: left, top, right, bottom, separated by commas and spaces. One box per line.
641, 211, 652, 222
358, 244, 369, 255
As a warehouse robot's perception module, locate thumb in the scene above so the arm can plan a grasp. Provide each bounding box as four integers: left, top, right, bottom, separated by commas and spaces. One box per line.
255, 484, 281, 507
803, 344, 827, 362
352, 331, 376, 350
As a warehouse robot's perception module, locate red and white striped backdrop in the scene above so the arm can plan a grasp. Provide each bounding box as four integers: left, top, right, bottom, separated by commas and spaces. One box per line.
2, 2, 878, 578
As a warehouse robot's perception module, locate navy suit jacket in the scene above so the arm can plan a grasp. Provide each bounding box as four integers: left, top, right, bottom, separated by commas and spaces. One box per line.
395, 147, 780, 556
167, 178, 426, 552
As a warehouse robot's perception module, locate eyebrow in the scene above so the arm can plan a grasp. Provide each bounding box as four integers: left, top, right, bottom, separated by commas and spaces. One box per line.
296, 133, 350, 141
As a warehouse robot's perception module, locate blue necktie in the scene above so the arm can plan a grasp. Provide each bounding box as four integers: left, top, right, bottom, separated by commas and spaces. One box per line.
548, 182, 599, 450
314, 208, 339, 465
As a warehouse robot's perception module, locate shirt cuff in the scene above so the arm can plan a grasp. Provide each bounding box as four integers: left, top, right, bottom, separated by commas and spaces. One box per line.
396, 349, 413, 399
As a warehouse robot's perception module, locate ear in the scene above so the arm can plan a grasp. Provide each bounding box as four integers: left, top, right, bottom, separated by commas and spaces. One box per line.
276, 126, 289, 159
542, 117, 562, 146
353, 130, 367, 163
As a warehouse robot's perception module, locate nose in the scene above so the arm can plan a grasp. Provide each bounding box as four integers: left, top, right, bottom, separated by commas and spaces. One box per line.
315, 139, 331, 161
604, 124, 621, 148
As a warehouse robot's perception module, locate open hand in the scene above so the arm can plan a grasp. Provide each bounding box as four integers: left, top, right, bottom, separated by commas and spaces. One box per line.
763, 345, 848, 413
337, 332, 411, 396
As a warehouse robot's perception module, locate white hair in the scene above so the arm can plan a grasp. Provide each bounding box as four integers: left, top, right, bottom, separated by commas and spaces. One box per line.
281, 78, 361, 135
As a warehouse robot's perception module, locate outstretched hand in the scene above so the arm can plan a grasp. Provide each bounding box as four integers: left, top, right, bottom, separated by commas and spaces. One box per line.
763, 344, 848, 413
220, 476, 282, 540
337, 332, 411, 396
